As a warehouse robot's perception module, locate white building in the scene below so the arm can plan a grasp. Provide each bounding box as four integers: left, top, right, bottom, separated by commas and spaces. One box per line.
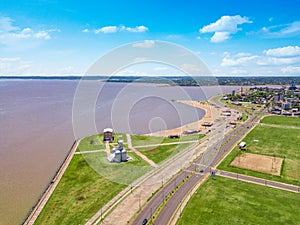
107, 140, 128, 163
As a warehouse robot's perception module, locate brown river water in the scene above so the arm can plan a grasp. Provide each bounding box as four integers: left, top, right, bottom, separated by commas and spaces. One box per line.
0, 80, 238, 225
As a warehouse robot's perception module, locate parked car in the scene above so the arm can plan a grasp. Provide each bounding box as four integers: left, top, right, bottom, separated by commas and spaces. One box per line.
142, 218, 148, 225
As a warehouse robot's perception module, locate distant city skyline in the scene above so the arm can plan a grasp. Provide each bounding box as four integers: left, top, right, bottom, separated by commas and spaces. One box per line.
1, 0, 300, 76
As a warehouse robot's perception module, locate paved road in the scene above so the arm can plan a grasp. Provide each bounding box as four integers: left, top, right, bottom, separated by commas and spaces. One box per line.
132, 103, 263, 225
217, 170, 300, 193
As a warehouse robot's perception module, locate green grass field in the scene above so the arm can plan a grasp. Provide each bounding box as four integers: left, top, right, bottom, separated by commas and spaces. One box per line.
34, 155, 126, 225
177, 176, 300, 225
137, 143, 191, 164
218, 125, 300, 185
261, 115, 300, 127
82, 151, 152, 184
130, 134, 203, 147
77, 133, 128, 152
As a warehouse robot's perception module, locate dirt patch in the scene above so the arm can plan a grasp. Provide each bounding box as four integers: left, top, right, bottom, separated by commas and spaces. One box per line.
230, 152, 283, 176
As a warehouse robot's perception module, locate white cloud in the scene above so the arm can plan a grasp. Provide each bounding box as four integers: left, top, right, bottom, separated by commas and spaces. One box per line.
34, 31, 51, 40
94, 25, 148, 34
0, 16, 19, 32
257, 56, 300, 66
94, 26, 118, 34
122, 25, 148, 33
82, 28, 89, 33
200, 15, 252, 43
221, 53, 259, 66
0, 57, 32, 75
260, 21, 300, 38
281, 66, 300, 74
263, 46, 300, 57
0, 16, 56, 45
221, 49, 300, 72
210, 32, 230, 43
132, 40, 155, 48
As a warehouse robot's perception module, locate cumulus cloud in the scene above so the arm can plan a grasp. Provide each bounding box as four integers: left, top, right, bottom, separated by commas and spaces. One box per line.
82, 28, 89, 33
132, 40, 155, 48
263, 46, 300, 57
0, 16, 57, 45
94, 26, 118, 34
210, 32, 230, 43
94, 25, 148, 34
200, 15, 252, 43
34, 31, 51, 40
121, 25, 148, 33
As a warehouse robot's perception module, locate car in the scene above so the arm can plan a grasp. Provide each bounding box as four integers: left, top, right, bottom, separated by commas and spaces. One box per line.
199, 169, 204, 173
142, 218, 148, 225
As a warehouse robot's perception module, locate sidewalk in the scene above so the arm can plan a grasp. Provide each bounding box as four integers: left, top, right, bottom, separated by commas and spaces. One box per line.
216, 170, 300, 193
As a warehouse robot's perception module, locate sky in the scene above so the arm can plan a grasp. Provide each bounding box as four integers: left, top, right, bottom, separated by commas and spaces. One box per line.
1, 0, 300, 76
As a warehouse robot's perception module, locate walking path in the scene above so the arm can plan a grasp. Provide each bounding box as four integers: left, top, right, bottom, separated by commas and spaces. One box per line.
216, 170, 300, 193
105, 141, 110, 156
126, 134, 157, 167
24, 139, 81, 225
260, 123, 300, 129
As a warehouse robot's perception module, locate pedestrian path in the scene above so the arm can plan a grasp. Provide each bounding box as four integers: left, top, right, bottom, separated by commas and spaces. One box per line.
216, 170, 300, 193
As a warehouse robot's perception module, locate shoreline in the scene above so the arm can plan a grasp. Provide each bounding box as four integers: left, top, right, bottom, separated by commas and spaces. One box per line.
23, 97, 221, 225
23, 139, 80, 225
146, 100, 214, 137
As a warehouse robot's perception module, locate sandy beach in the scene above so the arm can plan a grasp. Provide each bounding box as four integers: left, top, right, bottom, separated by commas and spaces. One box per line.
148, 100, 216, 137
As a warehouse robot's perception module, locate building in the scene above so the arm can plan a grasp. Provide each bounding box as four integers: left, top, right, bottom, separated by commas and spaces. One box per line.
289, 81, 297, 90
107, 140, 127, 163
202, 122, 213, 127
103, 128, 114, 142
282, 102, 291, 110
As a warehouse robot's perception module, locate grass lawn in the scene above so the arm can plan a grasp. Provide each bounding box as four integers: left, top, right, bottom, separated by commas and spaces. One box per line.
34, 155, 126, 225
77, 134, 105, 152
218, 125, 300, 185
131, 134, 203, 147
137, 143, 191, 164
261, 115, 300, 127
82, 151, 152, 185
77, 133, 128, 152
177, 176, 300, 225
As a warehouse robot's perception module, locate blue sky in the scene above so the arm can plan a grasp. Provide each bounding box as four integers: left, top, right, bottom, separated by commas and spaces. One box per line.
1, 0, 300, 76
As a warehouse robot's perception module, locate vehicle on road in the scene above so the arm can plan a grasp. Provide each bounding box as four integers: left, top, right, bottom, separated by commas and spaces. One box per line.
142, 218, 148, 225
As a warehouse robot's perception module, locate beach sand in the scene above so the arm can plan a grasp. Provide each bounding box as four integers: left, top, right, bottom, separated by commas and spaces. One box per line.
147, 100, 215, 137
